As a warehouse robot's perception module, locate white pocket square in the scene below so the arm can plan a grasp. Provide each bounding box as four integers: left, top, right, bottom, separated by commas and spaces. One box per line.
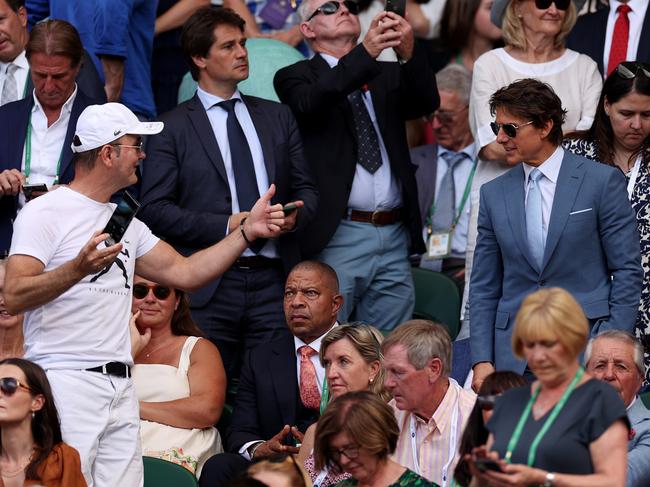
569, 208, 593, 215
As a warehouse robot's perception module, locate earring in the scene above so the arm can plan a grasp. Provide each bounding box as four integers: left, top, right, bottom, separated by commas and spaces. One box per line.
31, 411, 35, 419
369, 377, 374, 384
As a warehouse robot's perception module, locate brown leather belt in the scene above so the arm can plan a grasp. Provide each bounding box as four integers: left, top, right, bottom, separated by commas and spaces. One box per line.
233, 256, 282, 270
346, 209, 403, 226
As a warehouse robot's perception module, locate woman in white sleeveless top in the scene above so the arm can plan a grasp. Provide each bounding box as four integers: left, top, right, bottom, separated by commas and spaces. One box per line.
130, 275, 226, 477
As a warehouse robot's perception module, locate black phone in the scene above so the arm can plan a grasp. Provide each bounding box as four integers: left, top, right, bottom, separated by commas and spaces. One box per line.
102, 191, 140, 246
475, 458, 504, 473
23, 183, 48, 200
283, 203, 298, 215
385, 0, 406, 17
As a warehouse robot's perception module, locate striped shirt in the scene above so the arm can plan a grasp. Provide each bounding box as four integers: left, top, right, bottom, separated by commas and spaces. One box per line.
390, 380, 476, 486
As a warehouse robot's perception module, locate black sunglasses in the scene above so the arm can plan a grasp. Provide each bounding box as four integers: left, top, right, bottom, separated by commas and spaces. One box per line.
616, 62, 650, 80
0, 377, 32, 396
534, 0, 571, 10
477, 394, 498, 411
133, 283, 172, 300
490, 120, 534, 138
307, 0, 360, 21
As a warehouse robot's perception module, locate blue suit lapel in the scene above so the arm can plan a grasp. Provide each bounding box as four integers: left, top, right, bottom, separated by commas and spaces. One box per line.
504, 165, 539, 271
59, 91, 89, 181
186, 95, 229, 184
542, 153, 584, 270
243, 95, 275, 183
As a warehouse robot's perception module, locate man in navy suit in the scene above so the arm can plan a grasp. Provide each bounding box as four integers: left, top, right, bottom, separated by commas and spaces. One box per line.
470, 79, 642, 391
139, 7, 317, 380
0, 19, 101, 255
586, 331, 650, 487
568, 0, 650, 76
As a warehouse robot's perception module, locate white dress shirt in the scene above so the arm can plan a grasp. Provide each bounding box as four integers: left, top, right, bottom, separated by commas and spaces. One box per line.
18, 86, 78, 210
196, 86, 278, 258
522, 146, 564, 245
604, 0, 649, 75
0, 50, 29, 106
320, 53, 402, 212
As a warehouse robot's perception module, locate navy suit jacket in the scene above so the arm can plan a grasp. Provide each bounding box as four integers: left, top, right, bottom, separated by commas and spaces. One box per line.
628, 397, 650, 487
274, 44, 438, 257
567, 6, 650, 74
410, 143, 439, 228
225, 334, 317, 453
470, 151, 642, 373
0, 89, 99, 255
138, 94, 318, 307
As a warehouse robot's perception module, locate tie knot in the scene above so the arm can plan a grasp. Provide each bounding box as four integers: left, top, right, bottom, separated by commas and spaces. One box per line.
618, 4, 632, 15
218, 98, 239, 113
299, 345, 317, 359
442, 151, 467, 168
6, 63, 17, 76
529, 168, 543, 183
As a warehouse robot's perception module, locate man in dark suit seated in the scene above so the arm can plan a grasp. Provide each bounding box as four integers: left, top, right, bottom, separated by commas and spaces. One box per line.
274, 0, 439, 331
568, 0, 649, 76
139, 7, 318, 382
199, 260, 342, 486
585, 330, 650, 487
0, 19, 103, 255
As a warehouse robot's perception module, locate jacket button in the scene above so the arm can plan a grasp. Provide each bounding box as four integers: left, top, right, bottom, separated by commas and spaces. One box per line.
539, 279, 546, 286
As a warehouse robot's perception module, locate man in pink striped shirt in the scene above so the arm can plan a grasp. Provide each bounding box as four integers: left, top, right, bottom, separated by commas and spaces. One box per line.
383, 320, 476, 487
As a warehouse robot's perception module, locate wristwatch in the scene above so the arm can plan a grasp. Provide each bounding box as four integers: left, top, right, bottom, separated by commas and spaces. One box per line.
543, 472, 555, 487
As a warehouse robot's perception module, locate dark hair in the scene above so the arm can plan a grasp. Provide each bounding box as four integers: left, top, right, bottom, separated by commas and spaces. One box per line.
314, 391, 399, 473
170, 291, 205, 337
4, 0, 25, 12
489, 78, 567, 145
454, 371, 527, 486
570, 62, 650, 166
0, 358, 62, 481
227, 475, 268, 487
181, 7, 245, 81
439, 0, 482, 51
289, 260, 339, 293
26, 19, 83, 68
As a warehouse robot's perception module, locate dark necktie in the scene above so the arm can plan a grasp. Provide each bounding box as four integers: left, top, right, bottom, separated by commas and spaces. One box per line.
218, 98, 264, 253
348, 89, 382, 174
607, 4, 632, 76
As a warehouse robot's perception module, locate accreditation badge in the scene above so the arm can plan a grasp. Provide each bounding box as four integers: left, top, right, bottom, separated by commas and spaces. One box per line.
426, 231, 451, 260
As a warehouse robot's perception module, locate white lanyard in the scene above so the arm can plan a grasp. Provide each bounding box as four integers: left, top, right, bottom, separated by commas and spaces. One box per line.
409, 380, 461, 487
627, 156, 641, 200
313, 467, 329, 487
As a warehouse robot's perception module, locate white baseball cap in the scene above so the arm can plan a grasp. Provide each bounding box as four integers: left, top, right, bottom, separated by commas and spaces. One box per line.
71, 103, 164, 153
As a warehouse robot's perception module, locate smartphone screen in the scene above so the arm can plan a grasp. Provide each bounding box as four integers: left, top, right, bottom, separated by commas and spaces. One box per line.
385, 0, 406, 17
475, 458, 504, 473
102, 191, 140, 246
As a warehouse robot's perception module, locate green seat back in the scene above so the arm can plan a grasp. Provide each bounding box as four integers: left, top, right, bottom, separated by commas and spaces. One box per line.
143, 456, 198, 487
641, 391, 650, 409
411, 267, 461, 339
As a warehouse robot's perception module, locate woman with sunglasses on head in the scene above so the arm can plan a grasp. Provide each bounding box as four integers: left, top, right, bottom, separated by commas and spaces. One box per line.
463, 0, 601, 369
130, 275, 226, 477
297, 323, 387, 487
564, 61, 650, 386
314, 391, 437, 487
468, 288, 629, 487
453, 371, 526, 487
0, 260, 23, 361
0, 358, 86, 486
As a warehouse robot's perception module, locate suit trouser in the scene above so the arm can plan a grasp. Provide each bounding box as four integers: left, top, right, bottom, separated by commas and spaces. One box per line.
316, 219, 414, 331
46, 369, 143, 487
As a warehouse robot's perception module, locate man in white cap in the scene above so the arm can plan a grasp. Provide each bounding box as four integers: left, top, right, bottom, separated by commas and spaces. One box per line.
3, 102, 289, 487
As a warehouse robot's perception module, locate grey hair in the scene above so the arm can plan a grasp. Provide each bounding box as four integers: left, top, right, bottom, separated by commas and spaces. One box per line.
584, 330, 645, 377
435, 64, 472, 106
381, 320, 452, 376
297, 0, 314, 22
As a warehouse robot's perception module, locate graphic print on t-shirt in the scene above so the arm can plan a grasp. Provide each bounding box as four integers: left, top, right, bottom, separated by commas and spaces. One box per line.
89, 247, 131, 289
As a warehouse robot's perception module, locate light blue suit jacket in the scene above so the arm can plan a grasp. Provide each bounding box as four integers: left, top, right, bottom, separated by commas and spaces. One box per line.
628, 398, 650, 486
470, 151, 642, 372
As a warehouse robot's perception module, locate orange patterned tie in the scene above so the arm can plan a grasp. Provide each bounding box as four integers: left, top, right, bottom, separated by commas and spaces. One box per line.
298, 346, 321, 409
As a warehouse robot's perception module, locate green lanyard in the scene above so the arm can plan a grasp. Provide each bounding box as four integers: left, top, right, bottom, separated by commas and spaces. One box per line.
319, 376, 330, 415
24, 112, 64, 185
427, 158, 476, 234
505, 367, 585, 466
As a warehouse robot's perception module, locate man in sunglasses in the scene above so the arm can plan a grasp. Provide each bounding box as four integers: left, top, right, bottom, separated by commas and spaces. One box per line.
3, 101, 290, 486
470, 78, 642, 392
274, 0, 438, 331
568, 0, 649, 77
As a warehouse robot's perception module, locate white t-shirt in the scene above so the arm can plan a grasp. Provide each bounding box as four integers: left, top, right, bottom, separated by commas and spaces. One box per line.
10, 187, 159, 369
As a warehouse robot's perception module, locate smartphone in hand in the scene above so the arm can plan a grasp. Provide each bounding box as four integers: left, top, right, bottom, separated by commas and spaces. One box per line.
23, 183, 48, 201
102, 191, 140, 246
385, 0, 406, 17
283, 203, 298, 215
474, 458, 504, 473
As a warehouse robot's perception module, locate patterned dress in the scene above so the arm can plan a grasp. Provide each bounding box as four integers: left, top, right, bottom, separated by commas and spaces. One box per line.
304, 453, 351, 487
564, 138, 650, 385
334, 469, 439, 486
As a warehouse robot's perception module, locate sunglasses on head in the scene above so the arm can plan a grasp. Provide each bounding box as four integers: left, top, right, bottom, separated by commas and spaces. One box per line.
477, 394, 498, 411
534, 0, 571, 10
490, 120, 534, 138
0, 377, 32, 397
133, 283, 172, 300
616, 62, 650, 80
307, 0, 360, 21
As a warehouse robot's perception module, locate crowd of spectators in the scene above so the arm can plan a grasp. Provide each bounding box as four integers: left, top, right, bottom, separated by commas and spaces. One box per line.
1, 0, 650, 486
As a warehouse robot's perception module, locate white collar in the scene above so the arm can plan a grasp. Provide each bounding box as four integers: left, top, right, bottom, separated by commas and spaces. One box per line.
293, 322, 338, 356
31, 84, 78, 116
610, 0, 644, 15
319, 53, 340, 68
438, 142, 477, 161
523, 146, 564, 184
1, 49, 29, 72
196, 85, 243, 111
